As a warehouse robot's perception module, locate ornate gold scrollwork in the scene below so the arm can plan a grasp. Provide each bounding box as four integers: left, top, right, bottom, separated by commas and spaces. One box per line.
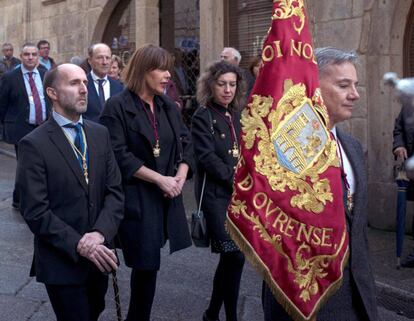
230, 197, 347, 302
272, 0, 306, 35
241, 81, 339, 214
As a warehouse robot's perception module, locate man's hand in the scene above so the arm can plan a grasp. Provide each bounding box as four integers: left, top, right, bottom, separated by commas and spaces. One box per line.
77, 231, 105, 257
394, 147, 408, 160
80, 244, 118, 273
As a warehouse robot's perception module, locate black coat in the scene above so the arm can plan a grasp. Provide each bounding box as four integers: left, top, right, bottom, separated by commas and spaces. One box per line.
393, 104, 414, 200
100, 89, 193, 270
393, 103, 414, 157
191, 104, 241, 241
0, 67, 51, 144
16, 117, 124, 285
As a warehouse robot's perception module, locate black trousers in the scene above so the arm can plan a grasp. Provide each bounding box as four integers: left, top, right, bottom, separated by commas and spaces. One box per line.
45, 270, 108, 321
126, 269, 158, 321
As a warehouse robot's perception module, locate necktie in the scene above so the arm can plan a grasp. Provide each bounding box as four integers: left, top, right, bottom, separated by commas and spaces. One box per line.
28, 72, 43, 125
97, 79, 106, 107
65, 123, 87, 170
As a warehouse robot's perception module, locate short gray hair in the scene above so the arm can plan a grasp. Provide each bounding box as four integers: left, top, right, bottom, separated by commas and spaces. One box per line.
315, 47, 358, 75
224, 47, 242, 64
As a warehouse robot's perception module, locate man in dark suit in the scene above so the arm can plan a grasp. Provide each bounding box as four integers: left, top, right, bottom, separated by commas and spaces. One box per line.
0, 42, 49, 208
83, 43, 123, 122
0, 42, 21, 78
16, 63, 124, 321
262, 48, 379, 321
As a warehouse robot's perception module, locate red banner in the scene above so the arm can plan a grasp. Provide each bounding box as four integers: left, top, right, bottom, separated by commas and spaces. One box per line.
226, 1, 349, 320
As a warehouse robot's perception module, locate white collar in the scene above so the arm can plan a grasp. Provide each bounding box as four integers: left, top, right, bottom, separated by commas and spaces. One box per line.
91, 70, 108, 82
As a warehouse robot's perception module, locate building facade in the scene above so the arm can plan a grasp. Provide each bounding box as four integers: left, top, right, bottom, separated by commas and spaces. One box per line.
0, 0, 411, 230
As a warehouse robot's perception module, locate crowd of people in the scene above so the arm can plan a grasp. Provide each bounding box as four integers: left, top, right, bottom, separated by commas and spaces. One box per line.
0, 39, 381, 321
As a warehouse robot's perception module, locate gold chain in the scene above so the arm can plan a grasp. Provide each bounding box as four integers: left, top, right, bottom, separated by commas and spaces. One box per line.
62, 126, 89, 184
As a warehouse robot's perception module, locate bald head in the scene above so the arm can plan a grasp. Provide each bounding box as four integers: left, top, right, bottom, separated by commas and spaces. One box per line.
44, 63, 88, 121
88, 43, 112, 78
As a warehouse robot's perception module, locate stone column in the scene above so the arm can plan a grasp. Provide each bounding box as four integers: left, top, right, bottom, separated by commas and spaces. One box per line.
199, 0, 224, 70
135, 0, 160, 47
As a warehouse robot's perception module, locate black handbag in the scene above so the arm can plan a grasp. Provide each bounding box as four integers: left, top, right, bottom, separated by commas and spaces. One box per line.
191, 173, 210, 247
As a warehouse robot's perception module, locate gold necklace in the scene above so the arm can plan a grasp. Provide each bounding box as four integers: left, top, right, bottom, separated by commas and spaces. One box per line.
63, 127, 89, 184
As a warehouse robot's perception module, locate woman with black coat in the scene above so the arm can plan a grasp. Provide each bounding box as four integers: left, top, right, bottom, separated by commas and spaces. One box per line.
191, 60, 247, 321
100, 44, 193, 321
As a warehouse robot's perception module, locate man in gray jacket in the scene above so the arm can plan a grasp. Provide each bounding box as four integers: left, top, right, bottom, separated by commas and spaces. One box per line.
262, 47, 379, 321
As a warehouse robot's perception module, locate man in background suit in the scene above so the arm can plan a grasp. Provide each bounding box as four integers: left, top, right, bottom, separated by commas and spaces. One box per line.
83, 43, 123, 122
262, 48, 379, 321
16, 63, 124, 321
0, 42, 21, 78
0, 42, 49, 209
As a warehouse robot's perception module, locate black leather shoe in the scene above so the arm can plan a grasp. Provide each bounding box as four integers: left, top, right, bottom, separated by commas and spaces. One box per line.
401, 253, 414, 268
203, 311, 220, 321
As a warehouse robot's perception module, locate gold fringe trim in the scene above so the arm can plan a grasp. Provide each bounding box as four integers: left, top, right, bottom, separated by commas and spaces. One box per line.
226, 217, 349, 321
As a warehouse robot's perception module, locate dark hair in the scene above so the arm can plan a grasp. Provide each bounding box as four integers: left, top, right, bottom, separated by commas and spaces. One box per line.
196, 60, 246, 111
123, 44, 172, 94
37, 40, 50, 49
43, 67, 60, 105
248, 55, 262, 76
21, 42, 37, 52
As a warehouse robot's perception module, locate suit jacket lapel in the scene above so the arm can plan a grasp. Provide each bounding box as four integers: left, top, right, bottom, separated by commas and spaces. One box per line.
16, 69, 29, 104
337, 129, 362, 219
46, 118, 89, 193
83, 121, 97, 192
87, 73, 100, 106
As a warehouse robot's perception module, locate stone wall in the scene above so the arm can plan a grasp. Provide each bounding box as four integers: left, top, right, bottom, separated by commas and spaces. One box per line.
0, 0, 110, 63
310, 0, 413, 230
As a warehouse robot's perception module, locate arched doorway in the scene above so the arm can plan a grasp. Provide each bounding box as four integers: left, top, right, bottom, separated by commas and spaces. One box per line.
404, 1, 414, 77
101, 0, 136, 65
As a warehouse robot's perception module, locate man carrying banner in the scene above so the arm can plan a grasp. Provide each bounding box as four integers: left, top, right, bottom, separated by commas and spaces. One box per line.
261, 47, 378, 321
226, 2, 378, 321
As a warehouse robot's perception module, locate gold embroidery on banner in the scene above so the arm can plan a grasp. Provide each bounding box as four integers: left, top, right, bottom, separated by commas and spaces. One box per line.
230, 197, 347, 302
272, 0, 306, 35
241, 81, 339, 214
238, 173, 254, 192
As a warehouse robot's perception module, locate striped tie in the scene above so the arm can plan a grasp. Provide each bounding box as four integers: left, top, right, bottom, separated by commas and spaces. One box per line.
28, 72, 43, 125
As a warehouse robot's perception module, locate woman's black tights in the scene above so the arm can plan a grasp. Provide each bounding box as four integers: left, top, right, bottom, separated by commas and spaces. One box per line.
205, 251, 245, 321
126, 269, 158, 321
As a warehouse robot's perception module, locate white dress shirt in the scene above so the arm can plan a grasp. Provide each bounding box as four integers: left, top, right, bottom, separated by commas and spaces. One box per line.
90, 70, 110, 101
331, 126, 356, 195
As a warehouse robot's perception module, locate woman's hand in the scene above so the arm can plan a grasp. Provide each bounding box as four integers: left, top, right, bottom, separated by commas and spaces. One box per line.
174, 163, 189, 194
156, 175, 181, 198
